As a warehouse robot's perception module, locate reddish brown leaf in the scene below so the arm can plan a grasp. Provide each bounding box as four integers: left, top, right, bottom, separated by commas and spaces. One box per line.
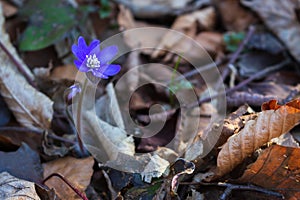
238, 145, 300, 200
43, 156, 94, 200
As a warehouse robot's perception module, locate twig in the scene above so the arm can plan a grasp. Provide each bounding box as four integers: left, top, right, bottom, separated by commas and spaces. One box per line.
43, 173, 88, 200
0, 41, 36, 88
0, 126, 75, 144
218, 183, 284, 200
217, 25, 256, 88
76, 78, 88, 154
189, 59, 291, 108
179, 182, 284, 200
137, 59, 290, 123
136, 27, 256, 123
166, 59, 226, 85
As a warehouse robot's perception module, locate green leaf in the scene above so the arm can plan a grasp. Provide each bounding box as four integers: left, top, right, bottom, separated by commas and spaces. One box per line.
125, 181, 162, 199
99, 0, 111, 19
19, 0, 76, 51
223, 32, 245, 52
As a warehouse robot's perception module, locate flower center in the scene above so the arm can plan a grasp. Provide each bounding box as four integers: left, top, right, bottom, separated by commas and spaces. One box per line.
86, 54, 100, 68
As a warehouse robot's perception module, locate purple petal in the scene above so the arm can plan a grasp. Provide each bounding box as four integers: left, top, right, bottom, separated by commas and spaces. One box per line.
74, 60, 89, 72
91, 70, 109, 79
78, 36, 88, 51
74, 60, 82, 68
103, 64, 121, 76
87, 39, 100, 54
98, 45, 118, 64
67, 84, 81, 101
72, 44, 85, 61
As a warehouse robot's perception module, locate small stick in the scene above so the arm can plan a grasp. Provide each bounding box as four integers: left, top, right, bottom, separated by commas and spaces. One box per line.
43, 173, 88, 200
189, 59, 290, 108
218, 183, 283, 200
166, 59, 226, 85
0, 41, 36, 88
218, 25, 256, 87
0, 126, 75, 144
179, 182, 284, 200
138, 59, 290, 123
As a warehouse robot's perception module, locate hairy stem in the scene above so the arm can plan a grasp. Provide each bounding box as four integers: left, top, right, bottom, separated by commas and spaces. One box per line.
76, 78, 88, 154
0, 126, 75, 144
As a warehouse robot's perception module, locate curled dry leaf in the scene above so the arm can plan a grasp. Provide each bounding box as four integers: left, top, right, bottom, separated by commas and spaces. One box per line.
0, 172, 40, 200
83, 108, 135, 162
0, 6, 53, 129
0, 6, 33, 80
217, 99, 300, 176
43, 156, 94, 200
79, 82, 135, 164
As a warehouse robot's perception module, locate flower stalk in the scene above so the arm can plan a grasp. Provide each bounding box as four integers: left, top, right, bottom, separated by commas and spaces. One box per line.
76, 78, 88, 154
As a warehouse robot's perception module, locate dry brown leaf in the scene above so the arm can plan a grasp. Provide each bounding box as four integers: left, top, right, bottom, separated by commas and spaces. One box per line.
216, 105, 255, 148
43, 156, 94, 200
214, 0, 257, 31
0, 172, 41, 200
151, 8, 213, 58
242, 0, 300, 62
217, 99, 300, 176
170, 7, 216, 31
238, 145, 300, 200
194, 32, 223, 56
0, 6, 53, 130
117, 5, 163, 55
114, 0, 209, 18
50, 64, 79, 81
123, 51, 141, 93
0, 64, 54, 129
0, 0, 17, 17
117, 4, 136, 30
0, 5, 33, 80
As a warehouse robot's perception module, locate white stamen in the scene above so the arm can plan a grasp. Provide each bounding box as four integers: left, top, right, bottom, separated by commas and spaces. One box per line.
86, 54, 100, 68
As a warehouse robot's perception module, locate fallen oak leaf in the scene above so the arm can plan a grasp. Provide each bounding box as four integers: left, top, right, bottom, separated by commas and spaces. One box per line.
43, 156, 94, 200
238, 145, 300, 200
217, 99, 300, 176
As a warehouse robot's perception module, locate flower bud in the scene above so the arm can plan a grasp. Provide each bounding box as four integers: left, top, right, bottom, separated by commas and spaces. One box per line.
64, 83, 81, 105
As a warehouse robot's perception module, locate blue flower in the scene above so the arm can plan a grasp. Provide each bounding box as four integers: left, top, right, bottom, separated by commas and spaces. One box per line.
72, 36, 121, 79
65, 83, 81, 103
